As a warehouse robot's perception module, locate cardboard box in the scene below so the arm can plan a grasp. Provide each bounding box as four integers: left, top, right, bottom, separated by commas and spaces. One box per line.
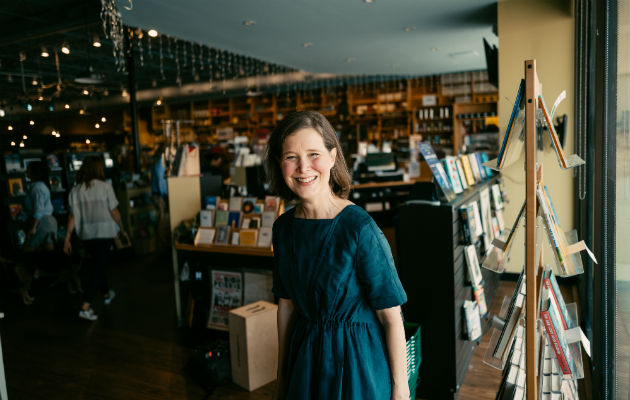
228, 300, 278, 391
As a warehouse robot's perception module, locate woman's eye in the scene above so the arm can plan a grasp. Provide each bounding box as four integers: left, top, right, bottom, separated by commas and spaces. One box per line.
309, 153, 320, 158
284, 155, 296, 161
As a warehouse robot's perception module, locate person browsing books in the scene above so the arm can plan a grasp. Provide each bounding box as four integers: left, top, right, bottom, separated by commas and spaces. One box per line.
63, 156, 127, 321
265, 111, 409, 400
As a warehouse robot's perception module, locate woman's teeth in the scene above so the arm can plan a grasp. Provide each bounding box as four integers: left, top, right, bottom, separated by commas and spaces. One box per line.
296, 176, 316, 183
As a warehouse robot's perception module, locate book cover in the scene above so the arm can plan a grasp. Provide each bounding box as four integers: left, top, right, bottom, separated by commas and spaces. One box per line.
249, 216, 261, 229
227, 211, 242, 229
200, 210, 214, 227
204, 196, 220, 210
241, 217, 251, 229
540, 298, 575, 377
231, 231, 240, 245
46, 154, 61, 171
8, 177, 24, 196
463, 300, 482, 341
473, 286, 488, 317
417, 142, 456, 201
253, 202, 264, 214
257, 227, 273, 248
264, 195, 280, 212
4, 154, 22, 173
459, 205, 473, 244
543, 269, 572, 330
460, 155, 476, 186
207, 270, 242, 330
215, 225, 231, 244
467, 153, 482, 181
49, 175, 64, 192
217, 200, 229, 211
444, 156, 464, 194
538, 95, 585, 169
215, 210, 229, 226
537, 185, 568, 275
479, 187, 495, 251
493, 272, 526, 358
497, 79, 525, 169
8, 203, 23, 220
262, 211, 276, 228
194, 227, 216, 245
228, 197, 243, 212
242, 197, 257, 214
491, 184, 504, 210
479, 152, 493, 177
464, 244, 483, 288
474, 152, 487, 179
470, 201, 484, 238
239, 229, 258, 246
455, 158, 469, 190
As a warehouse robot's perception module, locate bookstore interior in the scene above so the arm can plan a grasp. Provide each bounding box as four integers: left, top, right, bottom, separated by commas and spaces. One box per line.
0, 0, 628, 399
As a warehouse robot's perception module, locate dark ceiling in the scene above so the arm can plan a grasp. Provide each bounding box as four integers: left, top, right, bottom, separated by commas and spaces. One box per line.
0, 0, 296, 117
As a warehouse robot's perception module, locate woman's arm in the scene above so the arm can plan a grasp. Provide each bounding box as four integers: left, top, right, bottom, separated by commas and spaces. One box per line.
63, 214, 75, 255
375, 306, 410, 400
275, 298, 296, 400
109, 207, 126, 235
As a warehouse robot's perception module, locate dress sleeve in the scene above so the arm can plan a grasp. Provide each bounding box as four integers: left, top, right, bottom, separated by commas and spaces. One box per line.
355, 218, 407, 310
271, 220, 290, 299
106, 183, 119, 211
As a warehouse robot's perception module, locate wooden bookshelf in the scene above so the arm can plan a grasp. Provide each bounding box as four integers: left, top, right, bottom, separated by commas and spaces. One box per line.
175, 242, 273, 257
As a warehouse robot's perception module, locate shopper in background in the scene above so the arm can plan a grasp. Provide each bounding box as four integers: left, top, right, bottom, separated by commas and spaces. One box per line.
266, 111, 409, 400
17, 161, 57, 304
151, 146, 170, 249
63, 156, 126, 321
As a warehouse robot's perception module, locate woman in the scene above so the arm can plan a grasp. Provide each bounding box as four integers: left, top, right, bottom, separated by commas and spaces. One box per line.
63, 156, 126, 321
18, 161, 57, 304
266, 111, 410, 400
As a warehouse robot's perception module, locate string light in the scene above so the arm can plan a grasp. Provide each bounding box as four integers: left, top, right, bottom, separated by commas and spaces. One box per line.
22, 135, 27, 140
19, 141, 24, 148
8, 125, 13, 131
29, 120, 34, 126
10, 141, 15, 146
101, 116, 107, 122
94, 123, 100, 129
86, 139, 91, 144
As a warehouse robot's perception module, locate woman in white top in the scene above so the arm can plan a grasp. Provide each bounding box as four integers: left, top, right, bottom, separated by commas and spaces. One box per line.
63, 156, 126, 321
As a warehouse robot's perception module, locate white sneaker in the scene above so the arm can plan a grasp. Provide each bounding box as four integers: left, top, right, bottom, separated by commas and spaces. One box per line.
78, 308, 98, 321
104, 290, 116, 305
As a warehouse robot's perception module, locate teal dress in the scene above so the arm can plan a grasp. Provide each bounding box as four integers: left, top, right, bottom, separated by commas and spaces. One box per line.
273, 204, 407, 400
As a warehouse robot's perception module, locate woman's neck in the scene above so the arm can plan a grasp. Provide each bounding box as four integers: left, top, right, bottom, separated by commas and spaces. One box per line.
297, 195, 348, 219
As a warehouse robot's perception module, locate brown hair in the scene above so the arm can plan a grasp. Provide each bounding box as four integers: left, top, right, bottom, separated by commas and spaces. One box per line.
265, 111, 352, 201
76, 156, 105, 188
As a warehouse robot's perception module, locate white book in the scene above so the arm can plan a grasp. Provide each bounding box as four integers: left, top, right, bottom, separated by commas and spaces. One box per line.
257, 227, 273, 248
444, 156, 464, 194
200, 209, 214, 227
261, 211, 276, 228
228, 196, 243, 212
455, 158, 469, 190
470, 201, 484, 237
464, 245, 483, 288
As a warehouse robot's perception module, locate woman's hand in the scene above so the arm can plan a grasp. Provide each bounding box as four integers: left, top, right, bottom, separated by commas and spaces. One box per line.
391, 383, 410, 400
28, 226, 37, 237
63, 236, 72, 255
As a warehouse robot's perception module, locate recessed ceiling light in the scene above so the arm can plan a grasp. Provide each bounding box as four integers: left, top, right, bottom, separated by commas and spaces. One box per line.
431, 47, 439, 52
302, 42, 313, 48
38, 96, 44, 101
243, 20, 256, 27
148, 29, 159, 37
364, 0, 374, 3
403, 26, 415, 32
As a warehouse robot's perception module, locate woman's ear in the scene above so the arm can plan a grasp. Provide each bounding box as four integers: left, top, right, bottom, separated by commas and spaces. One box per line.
330, 147, 337, 165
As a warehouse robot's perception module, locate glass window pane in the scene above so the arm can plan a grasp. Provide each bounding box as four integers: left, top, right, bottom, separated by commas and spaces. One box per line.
616, 0, 630, 397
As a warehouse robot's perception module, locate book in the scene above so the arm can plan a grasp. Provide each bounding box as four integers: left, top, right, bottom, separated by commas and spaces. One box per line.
537, 185, 568, 275
460, 155, 476, 186
200, 210, 214, 227
242, 197, 257, 214
249, 216, 260, 229
455, 158, 469, 190
493, 271, 526, 359
253, 202, 264, 214
540, 297, 576, 377
541, 269, 572, 330
538, 95, 585, 169
261, 211, 276, 228
215, 210, 229, 226
8, 177, 24, 196
264, 195, 280, 212
257, 227, 273, 248
227, 211, 242, 229
239, 229, 258, 246
46, 154, 61, 171
470, 201, 484, 238
417, 142, 456, 201
4, 154, 22, 173
474, 153, 487, 179
491, 184, 504, 210
204, 196, 220, 210
8, 203, 23, 220
479, 187, 495, 249
467, 153, 482, 182
497, 79, 525, 169
217, 200, 229, 211
241, 217, 251, 229
215, 225, 230, 244
459, 205, 474, 244
228, 197, 243, 212
463, 300, 482, 341
479, 152, 493, 177
473, 287, 488, 317
443, 156, 463, 194
464, 245, 483, 288
231, 231, 240, 245
194, 227, 216, 245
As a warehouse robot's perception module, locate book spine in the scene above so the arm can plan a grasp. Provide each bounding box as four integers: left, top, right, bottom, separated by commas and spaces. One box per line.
537, 186, 566, 273
460, 207, 472, 244
540, 310, 571, 375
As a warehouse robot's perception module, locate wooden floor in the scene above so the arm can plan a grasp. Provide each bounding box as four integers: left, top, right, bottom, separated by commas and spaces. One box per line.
1, 250, 517, 400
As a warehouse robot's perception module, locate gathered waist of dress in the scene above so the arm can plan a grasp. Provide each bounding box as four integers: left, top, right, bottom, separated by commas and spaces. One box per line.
295, 314, 379, 328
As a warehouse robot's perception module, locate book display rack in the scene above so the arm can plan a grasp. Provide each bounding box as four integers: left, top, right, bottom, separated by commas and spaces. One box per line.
478, 60, 595, 400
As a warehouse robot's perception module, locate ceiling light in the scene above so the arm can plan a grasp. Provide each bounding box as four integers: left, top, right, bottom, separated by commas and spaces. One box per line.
431, 47, 439, 52
61, 43, 70, 54
19, 141, 24, 148
94, 123, 100, 129
121, 89, 129, 97
22, 135, 27, 140
86, 139, 91, 144
82, 89, 90, 95
64, 104, 70, 109
302, 42, 313, 48
0, 109, 4, 117
92, 35, 102, 47
156, 98, 162, 106
346, 57, 356, 63
26, 103, 32, 111
79, 109, 86, 115
41, 47, 49, 58
403, 26, 415, 32
101, 116, 107, 123
10, 141, 15, 146
38, 96, 44, 101
29, 120, 34, 126
364, 0, 374, 2
51, 130, 57, 136
8, 125, 13, 131
242, 20, 256, 27
31, 77, 38, 86
148, 29, 158, 37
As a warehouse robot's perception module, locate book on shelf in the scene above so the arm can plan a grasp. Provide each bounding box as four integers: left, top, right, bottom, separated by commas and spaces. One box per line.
470, 201, 484, 238
215, 210, 229, 226
215, 225, 230, 244
540, 268, 572, 331
442, 156, 463, 194
464, 300, 482, 341
455, 158, 469, 190
200, 210, 214, 227
217, 200, 229, 211
464, 245, 484, 288
228, 197, 243, 212
249, 216, 261, 229
492, 201, 525, 253
474, 286, 488, 317
239, 229, 258, 247
227, 211, 242, 229
194, 227, 216, 245
4, 154, 23, 173
264, 195, 280, 212
491, 184, 504, 210
204, 195, 219, 210
231, 231, 240, 245
459, 204, 478, 244
495, 209, 506, 232
257, 227, 273, 248
479, 152, 493, 177
537, 185, 571, 276
8, 177, 24, 196
417, 142, 456, 201
495, 79, 526, 169
242, 197, 257, 214
479, 187, 495, 250
467, 153, 483, 182
537, 95, 585, 170
540, 297, 577, 378
253, 202, 264, 214
476, 153, 488, 180
8, 203, 23, 220
460, 155, 476, 186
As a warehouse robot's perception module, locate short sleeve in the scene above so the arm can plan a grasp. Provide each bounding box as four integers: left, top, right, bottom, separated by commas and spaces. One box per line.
355, 219, 407, 310
272, 221, 290, 299
105, 183, 119, 211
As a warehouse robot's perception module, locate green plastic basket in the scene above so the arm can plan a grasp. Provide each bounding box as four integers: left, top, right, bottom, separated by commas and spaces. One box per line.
404, 323, 421, 400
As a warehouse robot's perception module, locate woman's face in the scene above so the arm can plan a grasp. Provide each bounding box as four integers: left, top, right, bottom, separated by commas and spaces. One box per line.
280, 127, 337, 203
